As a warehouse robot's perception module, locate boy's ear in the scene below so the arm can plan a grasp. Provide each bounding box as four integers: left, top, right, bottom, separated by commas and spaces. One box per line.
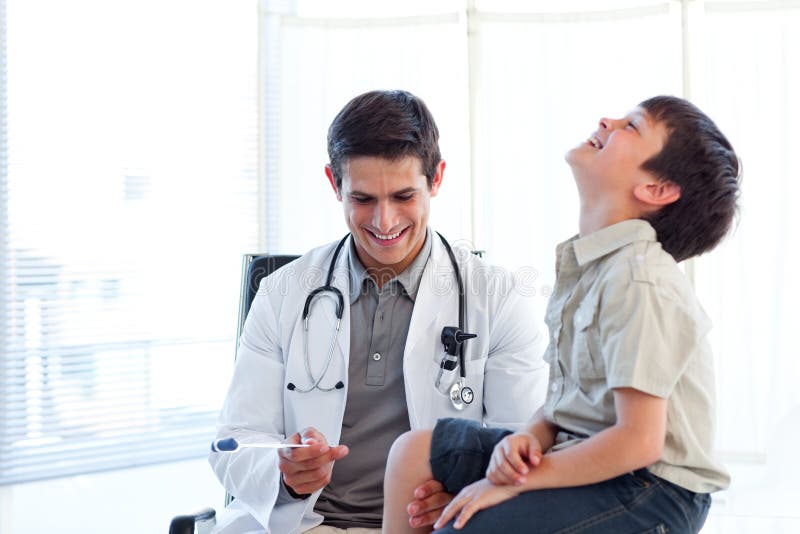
633, 179, 681, 207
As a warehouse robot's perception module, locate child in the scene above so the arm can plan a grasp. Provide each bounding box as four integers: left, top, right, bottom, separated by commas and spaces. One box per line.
381, 95, 739, 534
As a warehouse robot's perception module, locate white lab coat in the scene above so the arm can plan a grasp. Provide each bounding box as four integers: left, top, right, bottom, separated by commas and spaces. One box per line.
209, 234, 549, 534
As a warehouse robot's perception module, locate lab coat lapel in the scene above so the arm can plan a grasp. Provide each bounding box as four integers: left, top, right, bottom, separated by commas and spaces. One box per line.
404, 237, 459, 423
406, 235, 461, 354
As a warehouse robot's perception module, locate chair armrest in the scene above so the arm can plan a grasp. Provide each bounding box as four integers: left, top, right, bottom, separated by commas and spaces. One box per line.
169, 507, 216, 534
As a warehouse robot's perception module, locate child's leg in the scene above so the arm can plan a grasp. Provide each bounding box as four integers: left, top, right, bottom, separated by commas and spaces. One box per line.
433, 470, 711, 534
382, 429, 435, 534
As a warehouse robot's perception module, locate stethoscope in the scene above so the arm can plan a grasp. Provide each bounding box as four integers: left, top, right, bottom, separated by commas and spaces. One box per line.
286, 232, 478, 411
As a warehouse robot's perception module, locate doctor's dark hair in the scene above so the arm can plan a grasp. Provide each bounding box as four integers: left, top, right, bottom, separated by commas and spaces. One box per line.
638, 95, 741, 263
327, 90, 442, 190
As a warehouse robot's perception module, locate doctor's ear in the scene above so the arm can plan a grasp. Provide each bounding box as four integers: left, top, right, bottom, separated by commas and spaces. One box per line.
429, 160, 446, 196
325, 165, 342, 201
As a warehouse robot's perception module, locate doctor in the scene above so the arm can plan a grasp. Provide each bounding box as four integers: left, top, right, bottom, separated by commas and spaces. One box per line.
209, 89, 548, 534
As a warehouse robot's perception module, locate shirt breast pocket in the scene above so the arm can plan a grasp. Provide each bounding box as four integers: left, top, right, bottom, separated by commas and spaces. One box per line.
571, 299, 605, 380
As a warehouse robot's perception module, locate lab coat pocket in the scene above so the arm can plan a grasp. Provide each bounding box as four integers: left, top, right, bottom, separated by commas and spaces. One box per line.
571, 298, 605, 379
432, 348, 460, 396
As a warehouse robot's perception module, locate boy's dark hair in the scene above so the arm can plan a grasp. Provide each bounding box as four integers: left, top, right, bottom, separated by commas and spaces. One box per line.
327, 90, 441, 190
639, 96, 741, 262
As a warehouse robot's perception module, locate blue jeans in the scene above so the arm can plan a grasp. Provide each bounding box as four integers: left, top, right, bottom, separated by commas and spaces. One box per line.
430, 418, 711, 534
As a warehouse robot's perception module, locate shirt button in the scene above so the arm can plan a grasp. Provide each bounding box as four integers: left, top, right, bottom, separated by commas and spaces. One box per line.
551, 383, 559, 392
373, 353, 381, 361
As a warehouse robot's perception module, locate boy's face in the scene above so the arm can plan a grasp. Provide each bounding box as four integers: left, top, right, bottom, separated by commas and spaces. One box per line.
326, 155, 444, 277
565, 107, 667, 201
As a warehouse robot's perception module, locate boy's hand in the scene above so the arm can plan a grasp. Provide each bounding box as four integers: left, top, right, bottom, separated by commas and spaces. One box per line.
433, 478, 519, 530
278, 427, 349, 496
486, 431, 542, 486
406, 479, 453, 528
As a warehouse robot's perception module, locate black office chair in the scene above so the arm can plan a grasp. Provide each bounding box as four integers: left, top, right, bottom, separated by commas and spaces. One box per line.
169, 254, 299, 534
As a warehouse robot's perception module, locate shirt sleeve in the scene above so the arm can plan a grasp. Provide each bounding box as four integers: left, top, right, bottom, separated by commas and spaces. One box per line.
208, 274, 288, 527
275, 475, 310, 504
598, 262, 710, 398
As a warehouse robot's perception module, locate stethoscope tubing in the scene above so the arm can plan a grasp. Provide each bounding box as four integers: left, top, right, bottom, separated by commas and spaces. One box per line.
287, 234, 349, 393
437, 231, 468, 380
289, 232, 473, 406
299, 298, 341, 392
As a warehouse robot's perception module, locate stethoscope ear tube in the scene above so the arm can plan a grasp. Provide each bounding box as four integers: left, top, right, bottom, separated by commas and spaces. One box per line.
302, 235, 349, 321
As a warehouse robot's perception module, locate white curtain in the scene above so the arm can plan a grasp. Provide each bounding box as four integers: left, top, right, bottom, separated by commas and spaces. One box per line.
260, 0, 800, 497
472, 3, 683, 322
691, 1, 800, 461
260, 0, 472, 253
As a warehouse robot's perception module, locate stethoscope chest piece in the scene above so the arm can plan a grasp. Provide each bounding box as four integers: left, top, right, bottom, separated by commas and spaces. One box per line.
461, 384, 474, 404
449, 378, 474, 410
440, 325, 477, 410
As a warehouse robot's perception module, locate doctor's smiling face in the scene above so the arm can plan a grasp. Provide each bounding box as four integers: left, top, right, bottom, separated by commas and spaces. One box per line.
326, 155, 444, 283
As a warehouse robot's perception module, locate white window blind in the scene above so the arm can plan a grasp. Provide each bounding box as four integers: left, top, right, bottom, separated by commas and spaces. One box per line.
1, 0, 259, 485
1, 0, 9, 483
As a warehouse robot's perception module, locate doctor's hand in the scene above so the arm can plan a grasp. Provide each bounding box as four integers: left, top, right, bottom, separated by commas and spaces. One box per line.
406, 479, 453, 528
278, 427, 349, 496
486, 431, 542, 486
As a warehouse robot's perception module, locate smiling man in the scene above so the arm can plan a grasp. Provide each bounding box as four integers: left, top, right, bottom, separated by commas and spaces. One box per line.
327, 154, 441, 286
209, 90, 549, 534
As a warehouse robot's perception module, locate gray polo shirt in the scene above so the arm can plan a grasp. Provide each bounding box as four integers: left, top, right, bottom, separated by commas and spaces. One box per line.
314, 231, 432, 528
543, 219, 730, 493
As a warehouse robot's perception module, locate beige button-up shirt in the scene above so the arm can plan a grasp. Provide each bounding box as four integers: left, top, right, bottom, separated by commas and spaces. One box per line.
543, 219, 730, 493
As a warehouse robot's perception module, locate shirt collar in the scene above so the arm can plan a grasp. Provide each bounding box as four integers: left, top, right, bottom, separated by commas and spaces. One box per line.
571, 219, 657, 266
348, 228, 432, 304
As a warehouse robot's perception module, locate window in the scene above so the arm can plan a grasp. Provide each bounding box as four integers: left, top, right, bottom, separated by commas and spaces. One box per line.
2, 5, 797, 527
1, 0, 258, 484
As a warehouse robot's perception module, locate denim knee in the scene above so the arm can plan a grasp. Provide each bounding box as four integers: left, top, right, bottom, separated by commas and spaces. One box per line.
429, 418, 512, 494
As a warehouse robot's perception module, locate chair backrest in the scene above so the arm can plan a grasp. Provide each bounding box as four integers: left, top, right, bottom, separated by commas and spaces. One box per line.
235, 254, 300, 341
